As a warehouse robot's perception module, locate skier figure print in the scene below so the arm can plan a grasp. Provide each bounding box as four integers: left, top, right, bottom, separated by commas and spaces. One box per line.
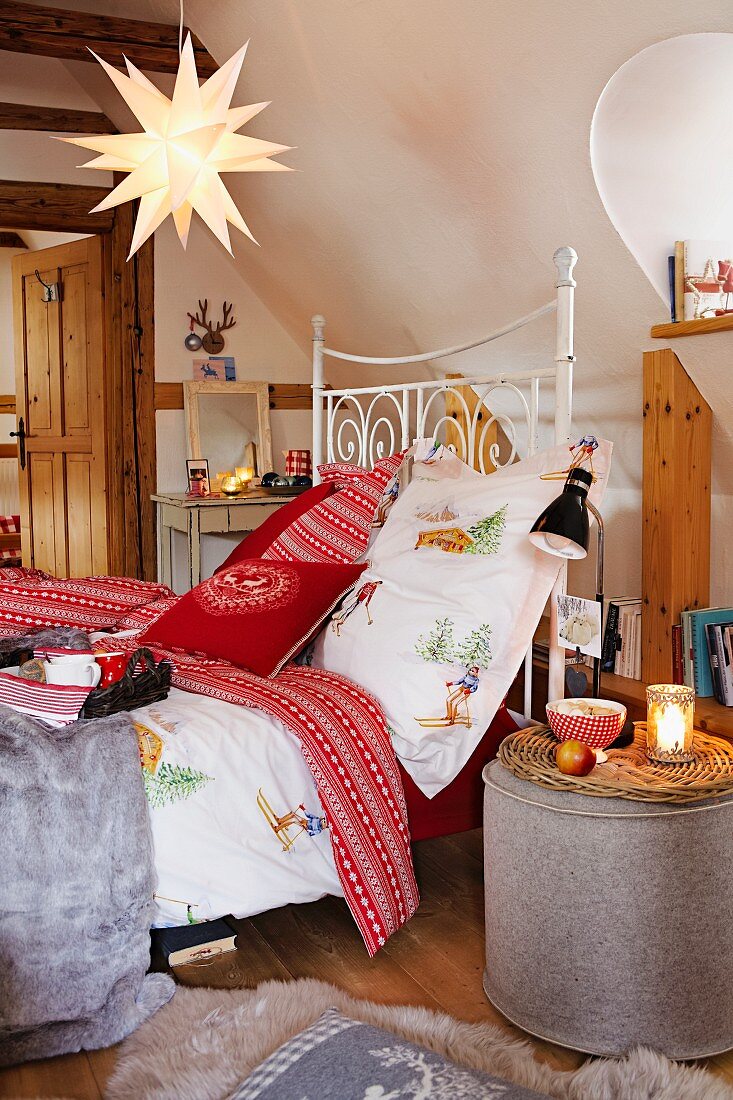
443, 665, 480, 726
331, 580, 383, 635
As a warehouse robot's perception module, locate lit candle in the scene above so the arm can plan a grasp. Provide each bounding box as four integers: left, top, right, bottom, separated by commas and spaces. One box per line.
646, 684, 695, 763
236, 465, 254, 483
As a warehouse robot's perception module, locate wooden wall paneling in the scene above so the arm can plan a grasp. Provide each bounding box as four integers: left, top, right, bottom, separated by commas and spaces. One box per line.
0, 395, 16, 415
154, 381, 328, 412
444, 373, 499, 471
641, 348, 712, 682
105, 200, 157, 580
0, 102, 115, 134
0, 2, 216, 76
154, 382, 184, 411
0, 181, 113, 234
0, 232, 26, 249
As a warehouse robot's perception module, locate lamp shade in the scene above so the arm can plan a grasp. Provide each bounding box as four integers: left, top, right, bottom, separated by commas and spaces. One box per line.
529, 467, 592, 559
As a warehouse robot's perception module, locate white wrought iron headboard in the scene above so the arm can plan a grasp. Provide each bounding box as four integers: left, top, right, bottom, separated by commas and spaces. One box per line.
310, 245, 578, 715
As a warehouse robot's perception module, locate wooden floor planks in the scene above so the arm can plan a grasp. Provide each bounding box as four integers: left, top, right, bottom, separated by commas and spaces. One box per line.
1, 828, 732, 1096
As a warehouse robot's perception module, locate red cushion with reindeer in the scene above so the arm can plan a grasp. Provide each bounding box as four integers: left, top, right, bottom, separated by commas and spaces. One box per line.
139, 558, 367, 678
262, 451, 405, 564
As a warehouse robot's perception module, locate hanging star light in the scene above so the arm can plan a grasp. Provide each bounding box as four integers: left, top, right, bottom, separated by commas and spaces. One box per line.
60, 34, 291, 258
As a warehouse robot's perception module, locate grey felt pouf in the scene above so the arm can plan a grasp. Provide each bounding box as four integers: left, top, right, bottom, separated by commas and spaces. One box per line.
482, 759, 733, 1060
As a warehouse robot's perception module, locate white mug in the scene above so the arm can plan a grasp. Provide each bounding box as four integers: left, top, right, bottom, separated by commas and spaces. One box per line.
44, 654, 101, 688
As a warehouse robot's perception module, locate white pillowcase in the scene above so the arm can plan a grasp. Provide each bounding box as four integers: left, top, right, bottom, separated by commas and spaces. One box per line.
311, 439, 612, 796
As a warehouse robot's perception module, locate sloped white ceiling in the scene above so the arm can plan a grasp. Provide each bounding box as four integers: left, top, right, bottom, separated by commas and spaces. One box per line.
13, 0, 733, 595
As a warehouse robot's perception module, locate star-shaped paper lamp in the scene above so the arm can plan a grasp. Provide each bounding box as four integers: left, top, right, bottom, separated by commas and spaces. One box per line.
60, 35, 291, 258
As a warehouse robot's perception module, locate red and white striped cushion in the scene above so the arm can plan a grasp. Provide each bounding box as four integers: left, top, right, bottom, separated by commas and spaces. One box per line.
0, 573, 175, 637
0, 514, 21, 564
0, 671, 92, 727
263, 452, 405, 564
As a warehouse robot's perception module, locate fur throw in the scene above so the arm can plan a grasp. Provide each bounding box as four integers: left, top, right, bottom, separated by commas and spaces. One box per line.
107, 978, 733, 1100
0, 707, 174, 1066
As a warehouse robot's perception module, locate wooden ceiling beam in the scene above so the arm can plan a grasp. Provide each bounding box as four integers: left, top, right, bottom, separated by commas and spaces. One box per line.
0, 180, 113, 234
0, 102, 115, 134
0, 2, 216, 77
0, 232, 27, 249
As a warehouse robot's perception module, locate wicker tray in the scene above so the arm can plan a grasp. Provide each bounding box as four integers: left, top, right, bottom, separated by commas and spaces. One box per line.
81, 648, 171, 719
498, 723, 733, 803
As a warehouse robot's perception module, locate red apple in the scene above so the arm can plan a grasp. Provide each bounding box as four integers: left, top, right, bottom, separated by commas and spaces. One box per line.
556, 739, 596, 776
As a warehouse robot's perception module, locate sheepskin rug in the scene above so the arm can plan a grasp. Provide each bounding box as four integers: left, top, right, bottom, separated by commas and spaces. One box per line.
107, 978, 733, 1100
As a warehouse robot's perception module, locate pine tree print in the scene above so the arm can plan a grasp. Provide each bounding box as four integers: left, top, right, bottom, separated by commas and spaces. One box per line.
464, 504, 508, 555
144, 762, 213, 808
454, 624, 492, 668
415, 617, 456, 664
415, 617, 493, 668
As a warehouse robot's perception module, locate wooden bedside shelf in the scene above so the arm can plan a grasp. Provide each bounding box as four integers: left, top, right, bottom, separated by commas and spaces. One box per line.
651, 315, 733, 339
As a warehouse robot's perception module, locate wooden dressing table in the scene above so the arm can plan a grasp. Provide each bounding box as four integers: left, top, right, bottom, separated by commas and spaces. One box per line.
151, 491, 291, 591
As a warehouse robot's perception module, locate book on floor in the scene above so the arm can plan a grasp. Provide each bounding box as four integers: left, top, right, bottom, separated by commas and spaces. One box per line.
151, 916, 238, 968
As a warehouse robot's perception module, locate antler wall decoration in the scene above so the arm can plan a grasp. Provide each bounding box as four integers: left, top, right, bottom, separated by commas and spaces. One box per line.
187, 299, 237, 354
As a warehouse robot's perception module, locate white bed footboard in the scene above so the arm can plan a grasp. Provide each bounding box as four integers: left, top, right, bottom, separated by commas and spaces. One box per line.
311, 246, 578, 715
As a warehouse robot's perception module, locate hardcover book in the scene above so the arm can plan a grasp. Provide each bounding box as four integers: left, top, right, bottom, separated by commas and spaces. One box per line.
687, 608, 733, 697
151, 917, 237, 968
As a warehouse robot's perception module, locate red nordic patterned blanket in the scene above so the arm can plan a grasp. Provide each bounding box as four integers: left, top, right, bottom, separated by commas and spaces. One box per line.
92, 637, 420, 956
0, 569, 419, 952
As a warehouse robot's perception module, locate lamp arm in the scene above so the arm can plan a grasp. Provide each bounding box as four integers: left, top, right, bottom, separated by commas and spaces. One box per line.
586, 498, 604, 697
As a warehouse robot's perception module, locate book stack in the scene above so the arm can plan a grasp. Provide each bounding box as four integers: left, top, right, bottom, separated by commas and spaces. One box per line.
601, 598, 642, 679
678, 608, 733, 705
668, 241, 733, 322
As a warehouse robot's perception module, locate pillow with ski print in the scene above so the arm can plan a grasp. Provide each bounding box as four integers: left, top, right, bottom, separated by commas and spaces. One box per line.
311, 438, 612, 796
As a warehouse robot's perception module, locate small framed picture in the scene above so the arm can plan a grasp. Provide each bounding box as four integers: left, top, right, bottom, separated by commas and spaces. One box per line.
186, 458, 210, 496
556, 593, 602, 660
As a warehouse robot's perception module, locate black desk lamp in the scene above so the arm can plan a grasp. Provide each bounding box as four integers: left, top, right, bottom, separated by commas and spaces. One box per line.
529, 465, 605, 697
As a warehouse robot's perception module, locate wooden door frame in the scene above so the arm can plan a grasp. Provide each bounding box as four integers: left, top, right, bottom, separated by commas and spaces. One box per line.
6, 190, 157, 580
103, 203, 156, 581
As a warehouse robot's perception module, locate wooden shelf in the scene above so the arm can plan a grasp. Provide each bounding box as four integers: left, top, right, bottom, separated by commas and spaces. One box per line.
651, 315, 733, 339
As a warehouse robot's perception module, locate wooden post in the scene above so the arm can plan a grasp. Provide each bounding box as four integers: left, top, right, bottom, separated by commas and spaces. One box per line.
104, 200, 156, 581
642, 348, 711, 682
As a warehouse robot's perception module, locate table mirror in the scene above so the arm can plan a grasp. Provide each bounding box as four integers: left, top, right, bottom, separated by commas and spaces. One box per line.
184, 380, 273, 479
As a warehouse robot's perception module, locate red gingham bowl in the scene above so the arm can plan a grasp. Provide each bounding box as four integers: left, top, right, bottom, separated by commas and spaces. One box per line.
546, 698, 626, 751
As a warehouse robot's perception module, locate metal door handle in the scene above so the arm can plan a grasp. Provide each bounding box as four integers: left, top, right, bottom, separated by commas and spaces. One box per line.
10, 417, 26, 470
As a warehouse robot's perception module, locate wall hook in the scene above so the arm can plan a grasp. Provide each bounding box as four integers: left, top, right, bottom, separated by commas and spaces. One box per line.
34, 269, 61, 303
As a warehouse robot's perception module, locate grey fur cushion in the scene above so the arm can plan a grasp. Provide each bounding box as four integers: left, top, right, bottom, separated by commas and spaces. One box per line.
0, 707, 174, 1067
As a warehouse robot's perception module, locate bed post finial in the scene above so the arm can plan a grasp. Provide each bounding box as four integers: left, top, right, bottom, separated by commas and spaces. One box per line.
553, 246, 577, 288
311, 315, 326, 482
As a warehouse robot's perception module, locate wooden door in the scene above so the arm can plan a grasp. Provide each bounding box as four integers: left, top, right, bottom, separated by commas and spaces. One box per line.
12, 237, 109, 576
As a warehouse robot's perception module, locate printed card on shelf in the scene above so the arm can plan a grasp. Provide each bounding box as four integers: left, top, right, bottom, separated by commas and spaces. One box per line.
556, 593, 602, 660
210, 356, 237, 381
193, 358, 225, 381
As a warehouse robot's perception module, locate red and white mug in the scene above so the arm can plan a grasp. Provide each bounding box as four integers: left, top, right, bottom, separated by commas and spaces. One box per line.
95, 651, 129, 689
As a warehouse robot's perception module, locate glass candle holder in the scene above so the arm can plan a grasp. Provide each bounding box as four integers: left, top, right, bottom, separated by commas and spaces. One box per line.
220, 474, 244, 497
235, 466, 254, 489
645, 684, 695, 763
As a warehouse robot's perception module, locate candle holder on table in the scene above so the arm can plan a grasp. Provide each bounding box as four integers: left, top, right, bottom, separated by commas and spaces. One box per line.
645, 684, 695, 764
